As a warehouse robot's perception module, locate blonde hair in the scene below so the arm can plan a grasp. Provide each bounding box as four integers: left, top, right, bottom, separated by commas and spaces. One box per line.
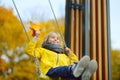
43, 32, 62, 44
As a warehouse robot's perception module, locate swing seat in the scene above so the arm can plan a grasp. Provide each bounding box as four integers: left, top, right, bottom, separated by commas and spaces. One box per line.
36, 74, 63, 80
35, 74, 52, 80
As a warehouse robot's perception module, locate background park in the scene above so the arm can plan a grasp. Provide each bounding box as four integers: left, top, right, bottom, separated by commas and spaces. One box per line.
0, 0, 120, 80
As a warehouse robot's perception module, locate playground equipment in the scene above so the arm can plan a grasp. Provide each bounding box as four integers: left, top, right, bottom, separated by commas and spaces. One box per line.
65, 0, 112, 80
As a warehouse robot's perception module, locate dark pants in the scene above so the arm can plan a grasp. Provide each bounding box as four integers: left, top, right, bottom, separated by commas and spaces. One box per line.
46, 66, 82, 80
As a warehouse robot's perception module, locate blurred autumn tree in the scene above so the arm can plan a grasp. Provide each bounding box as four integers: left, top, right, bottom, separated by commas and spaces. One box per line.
112, 50, 120, 80
0, 6, 65, 80
0, 6, 36, 80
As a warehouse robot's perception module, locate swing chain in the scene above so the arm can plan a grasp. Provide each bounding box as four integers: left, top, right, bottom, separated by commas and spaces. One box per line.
11, 0, 41, 76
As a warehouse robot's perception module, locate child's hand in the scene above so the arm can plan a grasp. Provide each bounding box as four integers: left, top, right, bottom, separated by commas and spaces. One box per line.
35, 30, 40, 37
64, 47, 71, 54
31, 28, 40, 37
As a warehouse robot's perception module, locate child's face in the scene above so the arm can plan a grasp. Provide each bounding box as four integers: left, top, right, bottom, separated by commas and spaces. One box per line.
47, 33, 61, 45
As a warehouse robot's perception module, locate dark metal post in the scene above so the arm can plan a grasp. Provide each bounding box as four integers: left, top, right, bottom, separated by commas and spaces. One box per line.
65, 0, 71, 47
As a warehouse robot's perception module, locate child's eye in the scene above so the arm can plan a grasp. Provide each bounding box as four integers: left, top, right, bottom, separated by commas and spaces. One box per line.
52, 36, 55, 38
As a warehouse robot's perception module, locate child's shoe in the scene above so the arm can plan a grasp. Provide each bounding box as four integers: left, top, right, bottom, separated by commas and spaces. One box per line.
72, 55, 90, 78
82, 60, 98, 80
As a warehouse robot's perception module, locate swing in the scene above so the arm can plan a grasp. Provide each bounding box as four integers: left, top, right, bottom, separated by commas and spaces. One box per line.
12, 0, 70, 80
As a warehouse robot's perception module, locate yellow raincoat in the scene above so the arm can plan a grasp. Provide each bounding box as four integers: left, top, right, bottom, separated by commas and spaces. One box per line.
25, 40, 78, 75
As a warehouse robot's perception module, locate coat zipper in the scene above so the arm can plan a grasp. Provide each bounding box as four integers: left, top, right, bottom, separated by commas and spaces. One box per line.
56, 54, 59, 65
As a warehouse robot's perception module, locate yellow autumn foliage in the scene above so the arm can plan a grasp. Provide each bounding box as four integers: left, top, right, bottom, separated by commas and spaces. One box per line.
0, 7, 28, 49
112, 50, 120, 80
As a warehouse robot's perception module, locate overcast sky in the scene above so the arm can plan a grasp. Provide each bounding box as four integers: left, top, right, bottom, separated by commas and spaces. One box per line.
0, 0, 65, 21
0, 0, 120, 50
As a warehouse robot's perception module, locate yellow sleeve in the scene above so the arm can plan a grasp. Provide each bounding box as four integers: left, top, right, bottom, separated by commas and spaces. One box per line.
25, 40, 41, 58
69, 51, 78, 63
